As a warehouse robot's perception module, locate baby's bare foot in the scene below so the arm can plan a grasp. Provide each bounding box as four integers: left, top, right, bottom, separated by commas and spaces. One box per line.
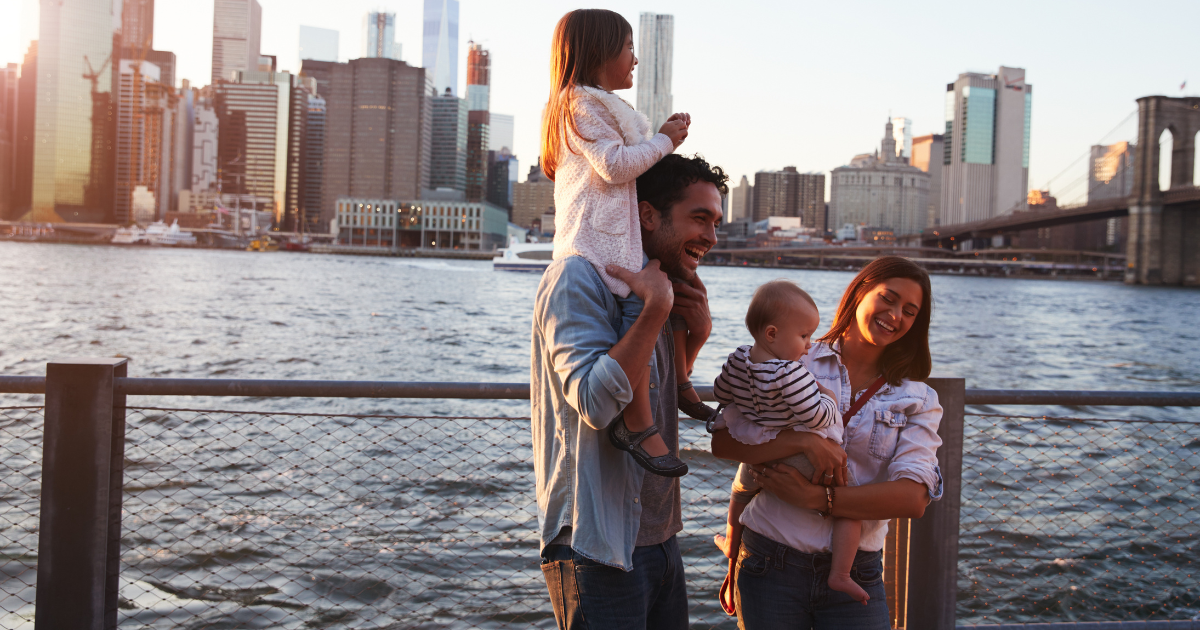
828, 573, 869, 605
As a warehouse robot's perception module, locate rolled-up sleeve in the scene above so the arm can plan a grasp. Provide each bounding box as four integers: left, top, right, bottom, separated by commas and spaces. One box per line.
539, 259, 632, 431
886, 388, 945, 501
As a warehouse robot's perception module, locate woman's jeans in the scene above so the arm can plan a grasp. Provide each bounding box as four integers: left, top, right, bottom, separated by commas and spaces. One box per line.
540, 535, 688, 630
735, 527, 890, 630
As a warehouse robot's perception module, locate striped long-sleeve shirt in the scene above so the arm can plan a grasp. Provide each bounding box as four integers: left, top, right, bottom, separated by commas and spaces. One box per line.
713, 345, 838, 430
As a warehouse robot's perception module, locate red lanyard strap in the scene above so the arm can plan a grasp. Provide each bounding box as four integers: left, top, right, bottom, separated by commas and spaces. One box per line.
843, 375, 887, 426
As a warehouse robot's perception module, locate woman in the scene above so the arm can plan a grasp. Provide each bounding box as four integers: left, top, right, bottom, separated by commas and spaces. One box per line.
711, 256, 944, 629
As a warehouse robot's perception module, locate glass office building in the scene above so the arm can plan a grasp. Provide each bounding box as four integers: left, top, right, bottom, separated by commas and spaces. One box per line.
422, 0, 459, 96
30, 0, 120, 223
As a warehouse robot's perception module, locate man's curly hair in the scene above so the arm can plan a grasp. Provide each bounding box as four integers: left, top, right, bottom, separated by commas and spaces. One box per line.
636, 154, 729, 220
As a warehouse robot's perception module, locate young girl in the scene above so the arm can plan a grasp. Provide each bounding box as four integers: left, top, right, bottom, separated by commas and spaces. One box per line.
541, 9, 691, 477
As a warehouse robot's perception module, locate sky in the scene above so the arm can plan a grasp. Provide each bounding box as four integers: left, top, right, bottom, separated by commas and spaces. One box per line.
3, 0, 1198, 204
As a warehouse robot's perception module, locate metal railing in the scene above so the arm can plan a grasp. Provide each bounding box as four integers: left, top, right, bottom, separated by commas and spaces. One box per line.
0, 362, 1197, 629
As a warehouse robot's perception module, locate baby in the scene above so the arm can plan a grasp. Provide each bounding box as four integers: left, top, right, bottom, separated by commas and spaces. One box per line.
713, 279, 869, 606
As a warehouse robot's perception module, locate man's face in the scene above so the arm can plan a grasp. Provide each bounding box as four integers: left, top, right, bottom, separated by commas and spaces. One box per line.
641, 181, 724, 282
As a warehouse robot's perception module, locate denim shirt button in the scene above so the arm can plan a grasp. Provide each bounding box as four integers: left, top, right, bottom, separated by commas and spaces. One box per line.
633, 497, 639, 503
649, 383, 656, 389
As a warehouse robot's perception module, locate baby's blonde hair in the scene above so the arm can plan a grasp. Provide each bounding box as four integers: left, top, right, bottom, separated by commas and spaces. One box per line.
745, 279, 817, 339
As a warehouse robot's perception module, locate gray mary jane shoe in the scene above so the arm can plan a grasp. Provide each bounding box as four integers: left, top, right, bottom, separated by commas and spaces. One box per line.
607, 415, 689, 478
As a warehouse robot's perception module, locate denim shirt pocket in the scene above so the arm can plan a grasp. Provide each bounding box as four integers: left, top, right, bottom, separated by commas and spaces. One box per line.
868, 409, 907, 460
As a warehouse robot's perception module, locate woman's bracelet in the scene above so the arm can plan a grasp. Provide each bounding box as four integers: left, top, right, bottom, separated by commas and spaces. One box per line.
818, 486, 834, 518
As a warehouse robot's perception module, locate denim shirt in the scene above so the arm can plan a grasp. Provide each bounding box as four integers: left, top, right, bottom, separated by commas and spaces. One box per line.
530, 255, 673, 571
729, 341, 944, 553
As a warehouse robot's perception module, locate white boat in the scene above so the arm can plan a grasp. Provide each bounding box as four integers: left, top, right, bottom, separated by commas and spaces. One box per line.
145, 220, 198, 247
111, 226, 147, 245
493, 237, 554, 272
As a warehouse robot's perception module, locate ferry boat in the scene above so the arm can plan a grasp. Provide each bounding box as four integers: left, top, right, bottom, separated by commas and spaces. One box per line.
493, 238, 554, 272
145, 221, 198, 246
111, 226, 147, 245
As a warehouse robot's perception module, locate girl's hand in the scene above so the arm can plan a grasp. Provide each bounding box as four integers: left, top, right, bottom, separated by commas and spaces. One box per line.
666, 112, 691, 127
750, 463, 825, 511
658, 119, 688, 148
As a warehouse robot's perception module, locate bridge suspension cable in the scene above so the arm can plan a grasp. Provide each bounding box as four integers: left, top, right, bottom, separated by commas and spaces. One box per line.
1039, 109, 1138, 204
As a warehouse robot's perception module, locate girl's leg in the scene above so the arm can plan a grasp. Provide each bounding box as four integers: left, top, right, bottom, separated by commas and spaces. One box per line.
827, 518, 869, 604
673, 328, 701, 405
616, 291, 668, 458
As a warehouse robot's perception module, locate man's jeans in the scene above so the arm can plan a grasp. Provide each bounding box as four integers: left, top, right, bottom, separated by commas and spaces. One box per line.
734, 527, 890, 630
540, 536, 688, 630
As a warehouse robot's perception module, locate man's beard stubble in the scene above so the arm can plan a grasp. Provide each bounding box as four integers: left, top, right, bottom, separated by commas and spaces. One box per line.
644, 215, 694, 283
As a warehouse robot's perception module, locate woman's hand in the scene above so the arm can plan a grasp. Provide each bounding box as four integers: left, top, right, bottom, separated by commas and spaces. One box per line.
799, 434, 849, 486
750, 463, 824, 512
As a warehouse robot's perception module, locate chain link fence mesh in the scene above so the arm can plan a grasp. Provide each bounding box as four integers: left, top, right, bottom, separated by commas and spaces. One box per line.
1, 405, 1198, 628
0, 407, 42, 629
957, 413, 1200, 625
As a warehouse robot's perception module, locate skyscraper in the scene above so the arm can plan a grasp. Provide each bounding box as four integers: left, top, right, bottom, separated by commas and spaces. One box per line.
728, 175, 753, 223
636, 13, 673, 131
115, 59, 177, 224
465, 41, 489, 202
751, 167, 825, 232
891, 117, 912, 160
122, 0, 155, 52
910, 133, 944, 228
30, 0, 119, 223
830, 120, 931, 237
301, 91, 326, 229
0, 64, 17, 219
363, 12, 401, 61
430, 89, 467, 192
321, 58, 433, 228
211, 0, 263, 84
299, 25, 339, 63
941, 66, 1033, 225
10, 43, 36, 219
191, 90, 219, 196
489, 113, 514, 151
422, 0, 459, 96
212, 69, 295, 219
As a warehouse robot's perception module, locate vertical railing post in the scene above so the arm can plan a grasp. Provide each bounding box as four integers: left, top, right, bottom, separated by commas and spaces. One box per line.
36, 358, 128, 630
907, 377, 965, 630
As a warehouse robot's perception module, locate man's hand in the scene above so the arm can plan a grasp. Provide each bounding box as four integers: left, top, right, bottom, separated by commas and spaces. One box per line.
608, 261, 673, 315
671, 274, 712, 342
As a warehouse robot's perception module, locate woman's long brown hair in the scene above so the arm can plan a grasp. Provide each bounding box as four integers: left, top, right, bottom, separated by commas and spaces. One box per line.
540, 9, 631, 181
819, 256, 933, 385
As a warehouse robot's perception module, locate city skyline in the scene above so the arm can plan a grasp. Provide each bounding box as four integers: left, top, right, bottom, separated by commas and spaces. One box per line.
1, 0, 1198, 204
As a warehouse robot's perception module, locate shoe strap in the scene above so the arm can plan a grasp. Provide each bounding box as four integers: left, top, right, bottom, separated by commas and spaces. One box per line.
625, 420, 660, 448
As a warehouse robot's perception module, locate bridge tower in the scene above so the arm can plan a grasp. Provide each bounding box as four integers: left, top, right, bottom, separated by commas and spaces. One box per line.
1127, 96, 1200, 285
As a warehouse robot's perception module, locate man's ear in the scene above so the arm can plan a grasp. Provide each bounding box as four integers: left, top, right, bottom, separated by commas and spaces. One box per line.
637, 200, 658, 231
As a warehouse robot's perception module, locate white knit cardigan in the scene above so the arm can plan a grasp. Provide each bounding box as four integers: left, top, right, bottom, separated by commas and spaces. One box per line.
551, 86, 675, 298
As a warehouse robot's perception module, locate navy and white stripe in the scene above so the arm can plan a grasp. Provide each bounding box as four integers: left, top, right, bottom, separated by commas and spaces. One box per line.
713, 345, 837, 429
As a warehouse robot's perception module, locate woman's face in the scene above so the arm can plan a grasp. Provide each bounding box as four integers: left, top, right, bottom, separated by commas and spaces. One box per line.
599, 33, 636, 91
852, 277, 923, 348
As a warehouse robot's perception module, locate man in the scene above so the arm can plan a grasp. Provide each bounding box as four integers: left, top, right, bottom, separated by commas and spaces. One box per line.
531, 154, 728, 628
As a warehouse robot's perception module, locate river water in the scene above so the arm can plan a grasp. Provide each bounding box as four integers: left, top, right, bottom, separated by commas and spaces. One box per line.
1, 242, 1197, 627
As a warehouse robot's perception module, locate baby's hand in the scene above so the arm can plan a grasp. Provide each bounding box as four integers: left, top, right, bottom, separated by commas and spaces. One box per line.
658, 119, 688, 149
817, 382, 838, 404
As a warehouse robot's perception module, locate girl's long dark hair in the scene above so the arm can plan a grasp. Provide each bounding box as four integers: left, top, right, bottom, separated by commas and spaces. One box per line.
819, 256, 933, 385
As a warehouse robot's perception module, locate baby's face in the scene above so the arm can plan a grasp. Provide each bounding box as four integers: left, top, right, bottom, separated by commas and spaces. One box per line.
768, 302, 821, 362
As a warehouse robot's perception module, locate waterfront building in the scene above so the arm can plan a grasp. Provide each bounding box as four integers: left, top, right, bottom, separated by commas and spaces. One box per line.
321, 58, 433, 231
1089, 141, 1134, 249
751, 167, 825, 233
830, 120, 931, 237
211, 0, 263, 84
891, 117, 913, 160
512, 161, 554, 229
465, 41, 490, 202
191, 91, 218, 198
728, 175, 752, 223
941, 66, 1033, 225
489, 113, 514, 151
9, 44, 37, 220
422, 0, 459, 96
0, 64, 17, 219
30, 0, 120, 223
430, 89, 467, 193
636, 13, 674, 131
487, 148, 518, 211
299, 26, 339, 63
212, 70, 297, 221
301, 91, 326, 230
171, 81, 194, 212
335, 197, 508, 250
363, 13, 401, 61
911, 133, 944, 228
115, 60, 178, 225
299, 59, 335, 99
122, 0, 154, 50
